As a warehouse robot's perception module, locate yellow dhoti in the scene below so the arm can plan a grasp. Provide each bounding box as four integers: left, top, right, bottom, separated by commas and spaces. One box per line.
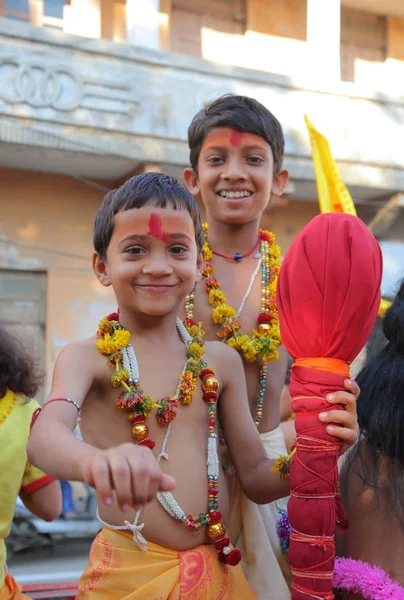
77, 527, 257, 600
0, 573, 30, 600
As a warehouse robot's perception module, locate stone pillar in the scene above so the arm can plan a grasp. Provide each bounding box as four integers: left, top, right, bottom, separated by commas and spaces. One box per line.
307, 0, 341, 80
126, 0, 160, 49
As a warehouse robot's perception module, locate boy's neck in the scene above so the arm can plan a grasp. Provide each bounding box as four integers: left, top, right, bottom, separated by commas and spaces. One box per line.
205, 217, 262, 256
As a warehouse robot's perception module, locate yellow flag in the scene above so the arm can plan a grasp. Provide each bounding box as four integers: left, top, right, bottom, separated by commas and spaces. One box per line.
304, 115, 392, 318
304, 115, 357, 216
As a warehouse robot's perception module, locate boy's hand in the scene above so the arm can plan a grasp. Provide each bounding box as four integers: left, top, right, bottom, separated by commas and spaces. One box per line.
318, 379, 359, 455
81, 443, 175, 512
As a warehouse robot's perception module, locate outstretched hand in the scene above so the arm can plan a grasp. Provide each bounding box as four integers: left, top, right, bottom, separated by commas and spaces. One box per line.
81, 443, 176, 512
318, 379, 359, 455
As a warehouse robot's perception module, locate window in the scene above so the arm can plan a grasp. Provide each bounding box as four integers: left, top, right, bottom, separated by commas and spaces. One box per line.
340, 7, 387, 83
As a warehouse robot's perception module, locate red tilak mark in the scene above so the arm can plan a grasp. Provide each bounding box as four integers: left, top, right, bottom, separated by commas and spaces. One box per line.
229, 130, 243, 147
147, 213, 169, 242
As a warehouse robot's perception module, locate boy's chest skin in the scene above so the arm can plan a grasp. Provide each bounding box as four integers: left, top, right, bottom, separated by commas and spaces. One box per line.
191, 257, 287, 433
80, 343, 230, 551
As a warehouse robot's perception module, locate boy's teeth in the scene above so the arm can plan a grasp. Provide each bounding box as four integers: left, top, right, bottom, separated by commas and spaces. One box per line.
219, 191, 251, 198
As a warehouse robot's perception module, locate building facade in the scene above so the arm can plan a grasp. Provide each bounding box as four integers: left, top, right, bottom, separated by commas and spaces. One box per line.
0, 0, 403, 396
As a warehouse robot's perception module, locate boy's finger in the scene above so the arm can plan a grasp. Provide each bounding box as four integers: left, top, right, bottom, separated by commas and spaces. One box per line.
159, 473, 176, 492
325, 391, 356, 412
91, 456, 113, 507
344, 378, 360, 399
108, 454, 132, 511
319, 410, 356, 427
127, 455, 159, 506
325, 425, 357, 445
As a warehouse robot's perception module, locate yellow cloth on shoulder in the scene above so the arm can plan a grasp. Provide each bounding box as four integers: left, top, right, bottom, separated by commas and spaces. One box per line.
0, 574, 30, 600
0, 390, 54, 590
77, 527, 257, 600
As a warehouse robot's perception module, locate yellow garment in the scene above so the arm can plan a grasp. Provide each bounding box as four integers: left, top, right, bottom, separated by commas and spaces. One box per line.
304, 115, 357, 216
0, 574, 30, 600
228, 426, 291, 600
0, 391, 54, 590
77, 527, 257, 599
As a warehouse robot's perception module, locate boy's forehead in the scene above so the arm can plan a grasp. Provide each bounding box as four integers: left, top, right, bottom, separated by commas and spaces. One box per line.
113, 206, 195, 238
202, 127, 269, 150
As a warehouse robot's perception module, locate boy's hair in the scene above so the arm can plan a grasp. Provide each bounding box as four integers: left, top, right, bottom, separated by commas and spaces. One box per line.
341, 280, 404, 526
94, 172, 204, 258
188, 94, 285, 174
0, 325, 42, 399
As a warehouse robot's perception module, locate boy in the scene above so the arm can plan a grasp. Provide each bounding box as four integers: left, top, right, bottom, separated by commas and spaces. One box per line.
28, 173, 358, 599
182, 95, 359, 597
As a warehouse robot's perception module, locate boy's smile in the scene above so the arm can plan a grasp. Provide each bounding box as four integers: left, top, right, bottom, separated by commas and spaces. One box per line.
94, 206, 201, 318
184, 127, 287, 226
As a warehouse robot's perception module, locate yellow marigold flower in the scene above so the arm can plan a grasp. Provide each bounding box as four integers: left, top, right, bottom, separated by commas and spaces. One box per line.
227, 333, 248, 352
188, 325, 205, 340
241, 339, 258, 362
378, 298, 391, 318
97, 317, 112, 335
113, 329, 131, 349
142, 395, 155, 418
97, 334, 118, 355
202, 222, 208, 233
208, 289, 226, 307
203, 242, 213, 262
188, 341, 204, 360
202, 263, 215, 278
212, 304, 236, 324
111, 369, 129, 387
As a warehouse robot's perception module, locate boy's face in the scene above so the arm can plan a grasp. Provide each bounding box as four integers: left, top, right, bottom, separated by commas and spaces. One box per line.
184, 127, 288, 225
93, 205, 202, 319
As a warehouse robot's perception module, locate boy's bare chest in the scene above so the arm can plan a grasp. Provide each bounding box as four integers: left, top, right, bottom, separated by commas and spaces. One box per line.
193, 259, 262, 340
80, 349, 214, 450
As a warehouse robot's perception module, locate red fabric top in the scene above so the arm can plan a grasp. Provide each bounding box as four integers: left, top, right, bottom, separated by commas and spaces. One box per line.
277, 213, 382, 362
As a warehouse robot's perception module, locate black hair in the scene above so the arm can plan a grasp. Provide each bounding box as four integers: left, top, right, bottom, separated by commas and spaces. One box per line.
94, 172, 204, 259
341, 280, 404, 526
188, 94, 285, 174
0, 325, 42, 399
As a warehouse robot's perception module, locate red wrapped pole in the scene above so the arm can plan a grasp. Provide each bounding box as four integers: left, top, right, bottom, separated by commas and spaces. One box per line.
276, 213, 382, 600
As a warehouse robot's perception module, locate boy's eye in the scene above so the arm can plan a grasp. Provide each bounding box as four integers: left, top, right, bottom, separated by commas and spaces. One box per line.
169, 245, 189, 255
207, 155, 224, 164
247, 155, 265, 164
125, 246, 145, 255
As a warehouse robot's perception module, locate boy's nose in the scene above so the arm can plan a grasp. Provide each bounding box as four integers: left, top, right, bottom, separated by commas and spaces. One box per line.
142, 259, 173, 276
221, 158, 248, 182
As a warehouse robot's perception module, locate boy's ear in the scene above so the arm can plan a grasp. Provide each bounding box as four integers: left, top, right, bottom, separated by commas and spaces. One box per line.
195, 251, 203, 283
183, 168, 201, 197
271, 169, 289, 197
93, 252, 112, 287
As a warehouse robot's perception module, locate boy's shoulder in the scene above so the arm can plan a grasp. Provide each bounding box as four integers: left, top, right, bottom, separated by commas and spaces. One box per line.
56, 335, 101, 368
204, 339, 243, 369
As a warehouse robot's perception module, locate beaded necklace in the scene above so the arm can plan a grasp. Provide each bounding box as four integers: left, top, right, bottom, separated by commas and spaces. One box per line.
185, 224, 282, 426
96, 312, 241, 566
97, 313, 204, 449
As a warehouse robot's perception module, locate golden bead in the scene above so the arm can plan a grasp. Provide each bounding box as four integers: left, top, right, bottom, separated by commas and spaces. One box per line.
208, 522, 226, 541
132, 423, 149, 442
257, 323, 270, 334
202, 376, 219, 392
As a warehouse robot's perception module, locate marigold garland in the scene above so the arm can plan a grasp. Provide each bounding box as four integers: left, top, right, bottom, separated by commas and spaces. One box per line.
185, 224, 282, 425
97, 312, 205, 448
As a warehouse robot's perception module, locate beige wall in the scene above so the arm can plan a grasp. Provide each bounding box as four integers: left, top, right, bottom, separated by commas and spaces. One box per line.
263, 198, 319, 253
0, 169, 115, 394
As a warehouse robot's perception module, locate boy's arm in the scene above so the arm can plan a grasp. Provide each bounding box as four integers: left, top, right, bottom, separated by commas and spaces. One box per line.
28, 342, 101, 482
28, 342, 175, 511
19, 480, 62, 522
217, 344, 290, 504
